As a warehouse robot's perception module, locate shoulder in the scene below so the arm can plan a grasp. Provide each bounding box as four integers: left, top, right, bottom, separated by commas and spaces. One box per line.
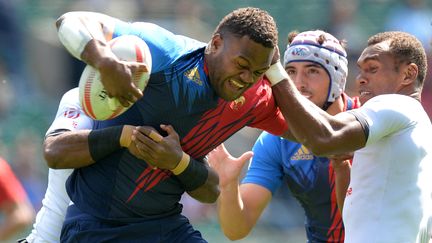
60, 88, 80, 106
361, 94, 421, 114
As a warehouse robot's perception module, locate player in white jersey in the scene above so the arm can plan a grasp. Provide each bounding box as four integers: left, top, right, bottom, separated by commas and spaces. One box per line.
265, 31, 432, 242
24, 88, 93, 243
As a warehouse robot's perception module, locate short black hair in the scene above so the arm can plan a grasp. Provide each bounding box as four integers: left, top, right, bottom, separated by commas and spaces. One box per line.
214, 7, 278, 48
368, 31, 427, 87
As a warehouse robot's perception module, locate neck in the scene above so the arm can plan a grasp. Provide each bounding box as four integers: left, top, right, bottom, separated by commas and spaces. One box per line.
326, 95, 345, 115
398, 84, 421, 102
409, 91, 421, 102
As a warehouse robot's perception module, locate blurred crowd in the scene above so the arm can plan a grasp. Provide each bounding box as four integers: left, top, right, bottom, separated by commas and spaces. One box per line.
0, 0, 430, 242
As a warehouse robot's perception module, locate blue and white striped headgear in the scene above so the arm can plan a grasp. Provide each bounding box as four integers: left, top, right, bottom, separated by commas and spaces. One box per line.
283, 30, 348, 103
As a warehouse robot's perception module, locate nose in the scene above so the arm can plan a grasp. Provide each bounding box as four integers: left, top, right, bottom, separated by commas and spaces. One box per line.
356, 73, 367, 85
293, 74, 307, 90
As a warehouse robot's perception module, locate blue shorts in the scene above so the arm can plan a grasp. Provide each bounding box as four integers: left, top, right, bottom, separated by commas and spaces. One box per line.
61, 205, 207, 243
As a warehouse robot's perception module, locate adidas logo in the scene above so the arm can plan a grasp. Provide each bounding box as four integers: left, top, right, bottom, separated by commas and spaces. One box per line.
290, 145, 314, 160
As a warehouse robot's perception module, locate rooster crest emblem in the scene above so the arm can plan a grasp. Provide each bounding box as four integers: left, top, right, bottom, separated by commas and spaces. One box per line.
184, 67, 202, 85
230, 96, 246, 110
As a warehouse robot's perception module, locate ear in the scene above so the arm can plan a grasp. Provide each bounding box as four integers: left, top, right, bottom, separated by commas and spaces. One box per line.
401, 63, 418, 85
209, 33, 223, 53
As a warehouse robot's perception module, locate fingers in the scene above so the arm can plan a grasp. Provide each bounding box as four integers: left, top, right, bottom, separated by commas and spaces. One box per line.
219, 143, 228, 153
160, 124, 179, 140
111, 89, 136, 108
133, 125, 179, 143
133, 127, 162, 144
130, 62, 149, 73
119, 84, 142, 107
126, 82, 143, 101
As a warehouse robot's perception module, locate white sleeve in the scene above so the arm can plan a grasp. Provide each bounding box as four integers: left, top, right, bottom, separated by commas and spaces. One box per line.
350, 94, 417, 146
46, 88, 93, 136
27, 88, 93, 243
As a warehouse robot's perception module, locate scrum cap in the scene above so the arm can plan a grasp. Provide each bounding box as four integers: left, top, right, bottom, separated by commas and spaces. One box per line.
283, 30, 348, 102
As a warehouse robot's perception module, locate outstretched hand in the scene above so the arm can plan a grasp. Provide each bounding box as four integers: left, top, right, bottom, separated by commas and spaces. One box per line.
207, 144, 253, 188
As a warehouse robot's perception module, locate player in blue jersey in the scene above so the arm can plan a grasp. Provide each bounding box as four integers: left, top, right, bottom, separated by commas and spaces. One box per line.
45, 7, 290, 242
208, 30, 360, 242
267, 31, 432, 242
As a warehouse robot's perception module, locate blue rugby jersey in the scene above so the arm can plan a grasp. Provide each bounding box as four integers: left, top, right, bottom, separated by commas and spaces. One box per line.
242, 94, 360, 242
66, 22, 287, 224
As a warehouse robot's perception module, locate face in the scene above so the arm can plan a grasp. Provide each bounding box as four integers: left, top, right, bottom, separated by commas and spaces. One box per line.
356, 41, 405, 104
285, 61, 330, 108
206, 33, 275, 101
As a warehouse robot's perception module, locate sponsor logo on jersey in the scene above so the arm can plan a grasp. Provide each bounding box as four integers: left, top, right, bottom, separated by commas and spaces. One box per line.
63, 107, 80, 119
185, 67, 202, 85
346, 187, 352, 196
290, 145, 314, 160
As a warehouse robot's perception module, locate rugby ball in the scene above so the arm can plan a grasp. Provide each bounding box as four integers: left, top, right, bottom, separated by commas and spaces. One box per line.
79, 35, 152, 120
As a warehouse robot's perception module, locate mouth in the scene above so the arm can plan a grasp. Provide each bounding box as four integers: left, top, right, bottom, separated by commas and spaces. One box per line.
358, 90, 373, 102
359, 90, 371, 97
229, 79, 245, 89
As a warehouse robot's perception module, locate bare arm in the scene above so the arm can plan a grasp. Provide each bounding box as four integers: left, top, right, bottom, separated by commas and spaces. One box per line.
208, 145, 271, 240
0, 200, 34, 241
186, 159, 220, 204
280, 129, 297, 142
44, 126, 134, 169
331, 159, 351, 212
56, 11, 145, 106
271, 76, 366, 156
44, 130, 93, 169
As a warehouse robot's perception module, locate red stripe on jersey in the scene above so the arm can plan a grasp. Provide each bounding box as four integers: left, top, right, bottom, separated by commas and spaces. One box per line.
326, 94, 360, 242
327, 162, 345, 242
181, 78, 287, 158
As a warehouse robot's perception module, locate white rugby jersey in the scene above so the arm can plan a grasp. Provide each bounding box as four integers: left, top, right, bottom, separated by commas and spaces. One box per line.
26, 88, 93, 243
344, 94, 432, 243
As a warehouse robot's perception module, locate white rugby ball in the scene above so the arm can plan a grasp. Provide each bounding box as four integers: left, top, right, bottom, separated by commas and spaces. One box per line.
79, 35, 152, 120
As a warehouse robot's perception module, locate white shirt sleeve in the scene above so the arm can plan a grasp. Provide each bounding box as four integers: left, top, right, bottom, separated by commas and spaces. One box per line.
26, 88, 94, 243
46, 88, 94, 135
351, 94, 417, 146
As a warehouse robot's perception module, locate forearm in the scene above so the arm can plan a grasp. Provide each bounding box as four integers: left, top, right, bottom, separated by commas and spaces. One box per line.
217, 183, 252, 240
173, 155, 219, 203
186, 163, 220, 203
332, 160, 351, 212
44, 130, 93, 169
0, 201, 34, 240
273, 80, 336, 153
44, 126, 132, 169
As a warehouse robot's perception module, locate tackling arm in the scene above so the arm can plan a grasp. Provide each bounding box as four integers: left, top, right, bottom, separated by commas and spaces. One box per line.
44, 125, 134, 169
267, 62, 366, 156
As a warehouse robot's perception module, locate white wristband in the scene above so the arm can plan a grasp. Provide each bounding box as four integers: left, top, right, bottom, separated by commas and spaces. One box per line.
265, 61, 289, 86
57, 15, 103, 60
